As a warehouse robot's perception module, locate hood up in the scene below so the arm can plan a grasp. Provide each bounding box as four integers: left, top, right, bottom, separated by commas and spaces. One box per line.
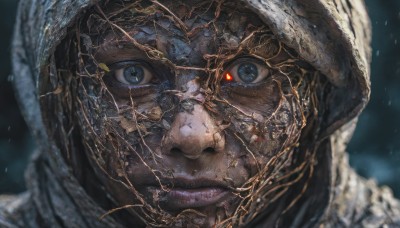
10, 0, 381, 227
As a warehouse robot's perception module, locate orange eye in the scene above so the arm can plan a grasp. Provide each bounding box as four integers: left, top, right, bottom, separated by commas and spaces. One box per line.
224, 72, 234, 81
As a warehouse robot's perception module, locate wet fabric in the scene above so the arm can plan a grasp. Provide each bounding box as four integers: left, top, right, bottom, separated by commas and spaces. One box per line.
1, 0, 399, 227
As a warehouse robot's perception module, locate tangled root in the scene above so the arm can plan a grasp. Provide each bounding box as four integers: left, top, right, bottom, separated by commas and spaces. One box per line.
47, 0, 328, 227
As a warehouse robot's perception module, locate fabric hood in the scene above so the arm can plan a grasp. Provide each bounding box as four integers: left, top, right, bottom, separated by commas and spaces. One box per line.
11, 0, 372, 227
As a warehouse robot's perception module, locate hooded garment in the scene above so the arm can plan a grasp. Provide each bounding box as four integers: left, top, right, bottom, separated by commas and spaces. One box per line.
1, 0, 400, 227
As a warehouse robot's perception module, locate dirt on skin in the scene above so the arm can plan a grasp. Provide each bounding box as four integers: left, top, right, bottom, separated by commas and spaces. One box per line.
51, 0, 328, 227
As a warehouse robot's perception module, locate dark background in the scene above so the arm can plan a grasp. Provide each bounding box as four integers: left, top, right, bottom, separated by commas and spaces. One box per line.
1, 0, 399, 197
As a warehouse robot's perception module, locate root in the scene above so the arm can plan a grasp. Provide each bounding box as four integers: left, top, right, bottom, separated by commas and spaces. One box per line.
49, 0, 326, 227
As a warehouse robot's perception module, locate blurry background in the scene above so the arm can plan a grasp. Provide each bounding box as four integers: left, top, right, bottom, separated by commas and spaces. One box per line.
0, 0, 34, 193
0, 0, 399, 197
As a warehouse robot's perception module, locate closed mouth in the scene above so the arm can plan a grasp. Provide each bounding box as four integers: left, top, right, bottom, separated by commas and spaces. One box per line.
143, 177, 232, 210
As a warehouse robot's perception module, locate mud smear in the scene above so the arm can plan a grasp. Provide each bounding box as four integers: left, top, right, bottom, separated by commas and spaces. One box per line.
48, 0, 328, 227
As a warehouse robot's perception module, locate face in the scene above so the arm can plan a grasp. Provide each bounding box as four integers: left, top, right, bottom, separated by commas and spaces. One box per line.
71, 0, 316, 226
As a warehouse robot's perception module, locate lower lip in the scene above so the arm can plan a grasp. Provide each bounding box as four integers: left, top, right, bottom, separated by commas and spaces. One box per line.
149, 187, 230, 209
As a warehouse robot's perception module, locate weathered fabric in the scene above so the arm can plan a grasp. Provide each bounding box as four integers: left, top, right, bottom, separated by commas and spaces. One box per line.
1, 0, 399, 227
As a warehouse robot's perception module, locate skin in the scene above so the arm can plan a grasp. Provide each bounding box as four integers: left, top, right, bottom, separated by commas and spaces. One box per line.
72, 1, 313, 226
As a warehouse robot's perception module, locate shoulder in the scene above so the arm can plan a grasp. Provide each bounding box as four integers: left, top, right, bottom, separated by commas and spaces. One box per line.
321, 168, 400, 227
0, 192, 34, 228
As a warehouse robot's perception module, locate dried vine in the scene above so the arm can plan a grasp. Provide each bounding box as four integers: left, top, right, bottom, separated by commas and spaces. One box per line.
53, 0, 325, 227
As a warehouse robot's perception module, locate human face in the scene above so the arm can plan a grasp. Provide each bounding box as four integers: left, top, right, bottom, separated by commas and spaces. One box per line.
74, 0, 313, 226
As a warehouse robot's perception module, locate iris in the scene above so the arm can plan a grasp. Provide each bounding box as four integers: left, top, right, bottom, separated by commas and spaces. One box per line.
124, 65, 145, 85
238, 63, 258, 83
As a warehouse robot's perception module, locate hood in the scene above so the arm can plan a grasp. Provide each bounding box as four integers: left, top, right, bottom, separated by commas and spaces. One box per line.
12, 0, 371, 227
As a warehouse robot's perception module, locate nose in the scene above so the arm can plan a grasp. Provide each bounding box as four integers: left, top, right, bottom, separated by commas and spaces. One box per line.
163, 103, 225, 160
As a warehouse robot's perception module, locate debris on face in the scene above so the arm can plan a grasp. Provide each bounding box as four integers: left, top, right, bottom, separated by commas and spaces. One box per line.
162, 119, 171, 130
119, 116, 138, 134
250, 134, 259, 144
146, 106, 162, 121
180, 100, 195, 113
66, 0, 322, 227
98, 63, 110, 72
119, 115, 147, 134
116, 168, 125, 177
178, 78, 203, 101
223, 32, 240, 48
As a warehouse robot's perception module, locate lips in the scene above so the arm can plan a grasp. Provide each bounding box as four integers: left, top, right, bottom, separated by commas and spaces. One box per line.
163, 187, 229, 209
142, 177, 232, 210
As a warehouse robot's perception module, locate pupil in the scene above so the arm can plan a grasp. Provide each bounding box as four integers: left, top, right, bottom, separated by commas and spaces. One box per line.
124, 65, 144, 84
237, 63, 258, 83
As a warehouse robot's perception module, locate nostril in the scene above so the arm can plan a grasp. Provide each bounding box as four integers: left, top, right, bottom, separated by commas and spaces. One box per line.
170, 147, 182, 154
203, 147, 216, 153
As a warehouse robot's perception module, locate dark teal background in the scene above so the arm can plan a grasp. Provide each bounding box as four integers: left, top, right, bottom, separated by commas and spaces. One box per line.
347, 0, 400, 197
1, 0, 399, 197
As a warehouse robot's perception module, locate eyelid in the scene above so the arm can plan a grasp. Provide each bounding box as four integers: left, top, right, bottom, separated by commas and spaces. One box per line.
108, 60, 149, 71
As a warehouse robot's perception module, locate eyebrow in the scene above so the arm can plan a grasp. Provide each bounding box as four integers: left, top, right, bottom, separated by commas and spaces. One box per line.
94, 39, 152, 64
100, 38, 139, 50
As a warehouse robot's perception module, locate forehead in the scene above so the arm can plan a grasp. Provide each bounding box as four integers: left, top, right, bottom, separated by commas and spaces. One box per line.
93, 0, 265, 66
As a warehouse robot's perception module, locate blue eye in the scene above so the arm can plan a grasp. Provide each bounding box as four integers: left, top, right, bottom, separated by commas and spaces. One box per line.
237, 63, 258, 83
124, 65, 145, 85
114, 63, 154, 85
223, 58, 270, 84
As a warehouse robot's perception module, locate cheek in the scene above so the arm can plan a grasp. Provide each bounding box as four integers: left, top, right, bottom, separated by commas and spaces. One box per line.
218, 82, 304, 159
257, 100, 300, 151
75, 79, 169, 174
